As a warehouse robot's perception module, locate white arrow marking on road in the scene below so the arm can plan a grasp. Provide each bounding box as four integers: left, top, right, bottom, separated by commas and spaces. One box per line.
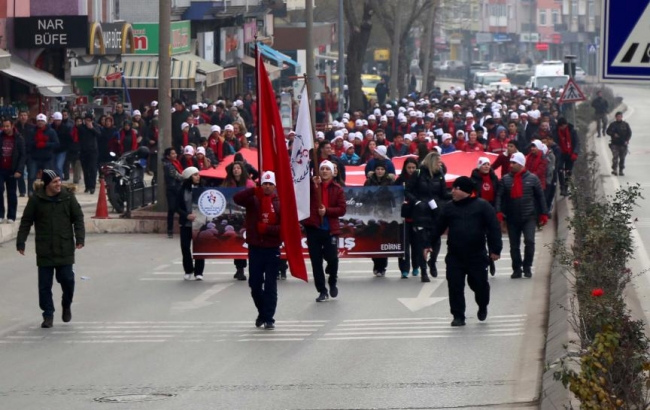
171, 283, 234, 312
398, 281, 448, 312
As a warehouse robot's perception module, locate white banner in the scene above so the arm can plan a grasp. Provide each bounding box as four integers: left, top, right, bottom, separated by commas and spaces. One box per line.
291, 87, 314, 221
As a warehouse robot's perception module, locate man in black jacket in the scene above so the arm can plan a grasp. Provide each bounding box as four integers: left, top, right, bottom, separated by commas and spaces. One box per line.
606, 111, 632, 176
0, 118, 26, 223
14, 110, 34, 197
591, 91, 609, 138
51, 112, 72, 178
496, 152, 548, 279
432, 176, 502, 327
77, 113, 100, 194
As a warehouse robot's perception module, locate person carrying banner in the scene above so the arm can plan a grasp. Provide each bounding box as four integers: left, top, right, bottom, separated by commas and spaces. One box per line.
233, 171, 282, 329
303, 160, 347, 302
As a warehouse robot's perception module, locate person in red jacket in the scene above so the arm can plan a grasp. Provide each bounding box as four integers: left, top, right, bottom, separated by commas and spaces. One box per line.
233, 171, 282, 330
302, 160, 347, 302
491, 140, 520, 176
526, 140, 548, 190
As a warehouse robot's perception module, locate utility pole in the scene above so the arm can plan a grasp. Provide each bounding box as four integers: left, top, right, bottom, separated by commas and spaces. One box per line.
337, 0, 345, 115
157, 0, 171, 210
421, 0, 435, 93
306, 0, 316, 126
389, 3, 401, 101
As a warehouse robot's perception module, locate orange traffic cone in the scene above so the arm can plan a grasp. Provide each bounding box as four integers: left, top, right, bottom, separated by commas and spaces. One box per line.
92, 178, 110, 219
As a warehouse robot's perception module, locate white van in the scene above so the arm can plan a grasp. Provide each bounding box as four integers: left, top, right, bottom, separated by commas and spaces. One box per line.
473, 72, 507, 89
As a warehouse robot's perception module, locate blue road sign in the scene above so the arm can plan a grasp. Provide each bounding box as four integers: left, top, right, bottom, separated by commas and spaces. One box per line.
601, 0, 650, 82
588, 44, 597, 54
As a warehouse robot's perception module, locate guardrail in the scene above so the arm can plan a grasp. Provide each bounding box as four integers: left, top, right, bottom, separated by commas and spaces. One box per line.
125, 181, 157, 218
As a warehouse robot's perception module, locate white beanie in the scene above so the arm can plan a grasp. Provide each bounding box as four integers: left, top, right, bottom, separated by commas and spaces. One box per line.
477, 157, 491, 168
510, 152, 526, 167
224, 124, 234, 131
182, 166, 199, 179
132, 110, 141, 116
442, 133, 453, 142
181, 122, 189, 130
151, 100, 158, 107
530, 139, 544, 152
36, 113, 47, 122
196, 147, 206, 155
319, 160, 335, 173
210, 125, 221, 133
52, 112, 63, 120
261, 171, 276, 185
183, 145, 195, 156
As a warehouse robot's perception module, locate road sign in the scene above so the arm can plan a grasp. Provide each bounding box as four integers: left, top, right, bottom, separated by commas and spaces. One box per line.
104, 71, 122, 82
601, 0, 650, 82
588, 44, 597, 54
558, 78, 586, 103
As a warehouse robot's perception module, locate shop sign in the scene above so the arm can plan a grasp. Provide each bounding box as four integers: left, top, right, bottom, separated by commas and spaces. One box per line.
14, 16, 88, 49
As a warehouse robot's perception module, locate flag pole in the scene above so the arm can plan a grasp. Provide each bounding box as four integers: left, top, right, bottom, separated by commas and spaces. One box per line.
255, 38, 262, 177
303, 73, 322, 207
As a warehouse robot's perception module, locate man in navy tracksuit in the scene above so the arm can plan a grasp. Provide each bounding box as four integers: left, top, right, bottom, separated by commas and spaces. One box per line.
234, 171, 282, 330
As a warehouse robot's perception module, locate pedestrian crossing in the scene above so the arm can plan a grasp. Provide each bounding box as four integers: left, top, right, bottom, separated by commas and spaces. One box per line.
0, 315, 527, 345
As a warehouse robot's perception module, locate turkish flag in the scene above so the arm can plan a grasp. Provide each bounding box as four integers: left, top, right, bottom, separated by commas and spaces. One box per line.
256, 47, 308, 282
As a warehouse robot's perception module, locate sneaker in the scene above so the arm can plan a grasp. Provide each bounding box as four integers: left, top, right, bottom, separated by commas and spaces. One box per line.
41, 317, 53, 328
316, 292, 329, 302
6, 219, 15, 224
195, 274, 204, 281
255, 317, 264, 328
451, 317, 466, 327
373, 270, 380, 277
401, 271, 409, 279
477, 307, 487, 322
619, 171, 625, 176
378, 271, 386, 277
511, 271, 522, 279
62, 306, 72, 323
420, 275, 431, 283
330, 285, 338, 298
523, 270, 532, 278
412, 268, 420, 277
263, 322, 275, 330
184, 274, 192, 281
611, 170, 618, 176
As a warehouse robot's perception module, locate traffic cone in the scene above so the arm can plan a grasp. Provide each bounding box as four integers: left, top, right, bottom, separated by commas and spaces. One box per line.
92, 178, 110, 219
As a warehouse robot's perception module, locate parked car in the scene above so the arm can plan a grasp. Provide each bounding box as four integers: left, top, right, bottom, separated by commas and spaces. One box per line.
514, 64, 530, 73
488, 62, 500, 71
498, 63, 517, 74
575, 66, 587, 83
441, 60, 466, 71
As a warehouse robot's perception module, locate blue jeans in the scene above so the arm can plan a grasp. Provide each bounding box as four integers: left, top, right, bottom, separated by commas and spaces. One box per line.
28, 158, 53, 194
54, 152, 67, 178
38, 265, 75, 318
0, 170, 18, 220
248, 246, 280, 324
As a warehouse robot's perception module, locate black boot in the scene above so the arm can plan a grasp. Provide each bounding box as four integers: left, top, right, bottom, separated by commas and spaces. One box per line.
420, 272, 431, 283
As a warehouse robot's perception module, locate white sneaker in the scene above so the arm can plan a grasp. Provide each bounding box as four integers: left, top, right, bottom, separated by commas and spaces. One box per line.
195, 275, 203, 281
0, 218, 4, 224
6, 219, 15, 224
184, 274, 192, 281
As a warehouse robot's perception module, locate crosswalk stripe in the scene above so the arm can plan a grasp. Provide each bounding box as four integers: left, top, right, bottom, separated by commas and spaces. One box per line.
319, 333, 524, 341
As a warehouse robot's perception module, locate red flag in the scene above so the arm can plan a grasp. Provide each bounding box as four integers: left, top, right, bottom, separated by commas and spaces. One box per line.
256, 47, 309, 282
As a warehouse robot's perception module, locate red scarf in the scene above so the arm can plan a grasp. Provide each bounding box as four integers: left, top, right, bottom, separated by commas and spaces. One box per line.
321, 180, 331, 210
197, 157, 207, 170
558, 127, 572, 154
71, 126, 79, 143
526, 152, 543, 173
34, 128, 48, 149
480, 173, 495, 202
120, 129, 138, 152
511, 169, 525, 199
171, 159, 184, 174
256, 191, 277, 230
182, 130, 189, 147
151, 127, 159, 143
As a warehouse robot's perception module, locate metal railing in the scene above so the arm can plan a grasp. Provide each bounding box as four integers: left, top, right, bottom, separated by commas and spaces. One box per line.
125, 181, 157, 218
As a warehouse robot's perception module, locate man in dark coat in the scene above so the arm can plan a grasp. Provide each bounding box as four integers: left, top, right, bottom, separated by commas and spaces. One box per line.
14, 110, 34, 196
0, 118, 26, 223
606, 111, 632, 176
16, 170, 85, 328
432, 176, 502, 327
77, 113, 101, 194
591, 90, 609, 138
234, 171, 282, 329
27, 114, 59, 195
496, 152, 548, 279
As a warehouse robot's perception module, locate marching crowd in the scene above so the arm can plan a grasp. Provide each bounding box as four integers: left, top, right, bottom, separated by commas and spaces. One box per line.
5, 83, 632, 330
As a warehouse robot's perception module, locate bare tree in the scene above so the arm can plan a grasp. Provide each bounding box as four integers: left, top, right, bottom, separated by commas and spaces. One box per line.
344, 0, 374, 112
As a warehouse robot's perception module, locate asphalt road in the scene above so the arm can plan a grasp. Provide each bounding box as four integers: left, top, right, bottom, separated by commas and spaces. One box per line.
0, 223, 553, 410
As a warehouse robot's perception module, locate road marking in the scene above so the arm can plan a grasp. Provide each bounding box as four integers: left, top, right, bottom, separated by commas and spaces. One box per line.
398, 281, 448, 312
171, 282, 234, 312
319, 333, 525, 341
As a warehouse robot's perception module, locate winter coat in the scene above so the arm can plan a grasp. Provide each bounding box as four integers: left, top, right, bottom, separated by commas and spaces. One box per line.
301, 179, 346, 235
51, 122, 73, 154
16, 183, 85, 267
470, 168, 499, 207
404, 165, 450, 228
591, 96, 609, 115
552, 123, 581, 154
606, 120, 632, 146
162, 158, 184, 194
496, 170, 548, 224
0, 130, 26, 174
364, 173, 395, 187
77, 123, 100, 153
28, 126, 59, 161
233, 187, 282, 248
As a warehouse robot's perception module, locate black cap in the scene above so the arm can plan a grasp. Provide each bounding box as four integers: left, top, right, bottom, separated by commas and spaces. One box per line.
41, 169, 58, 187
452, 176, 475, 195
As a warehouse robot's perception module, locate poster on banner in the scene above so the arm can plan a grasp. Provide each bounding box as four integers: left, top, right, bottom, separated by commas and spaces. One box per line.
190, 186, 405, 259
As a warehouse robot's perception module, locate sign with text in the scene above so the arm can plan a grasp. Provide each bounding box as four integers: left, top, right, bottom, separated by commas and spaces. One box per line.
131, 21, 191, 55
219, 26, 243, 66
14, 16, 88, 49
191, 186, 405, 259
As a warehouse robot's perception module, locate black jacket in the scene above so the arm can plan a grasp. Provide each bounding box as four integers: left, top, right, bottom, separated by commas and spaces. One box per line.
404, 165, 450, 228
0, 130, 26, 174
162, 158, 183, 194
606, 120, 632, 146
78, 123, 100, 152
496, 170, 548, 223
27, 126, 59, 161
51, 122, 73, 154
591, 96, 609, 115
434, 196, 502, 258
176, 179, 201, 227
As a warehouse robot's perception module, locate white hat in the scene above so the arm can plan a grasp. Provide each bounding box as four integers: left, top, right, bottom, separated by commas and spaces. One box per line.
181, 122, 190, 130
386, 110, 395, 117
368, 114, 376, 121
374, 108, 382, 116
443, 112, 453, 119
342, 112, 350, 119
375, 145, 389, 159
477, 157, 491, 168
224, 124, 234, 131
234, 100, 244, 107
362, 120, 368, 126
261, 170, 276, 185
530, 139, 544, 151
151, 100, 158, 107
399, 116, 407, 123
210, 125, 221, 133
182, 166, 199, 179
510, 152, 526, 167
347, 132, 356, 142
541, 144, 548, 155
528, 110, 541, 119
316, 131, 325, 140
319, 160, 335, 173
404, 134, 413, 141
380, 115, 387, 122
191, 104, 199, 111
334, 130, 345, 140
355, 119, 364, 127
196, 147, 206, 155
52, 112, 62, 121
510, 112, 519, 120
132, 110, 141, 116
343, 141, 354, 150
433, 146, 442, 155
398, 107, 406, 113
36, 114, 47, 122
209, 104, 217, 112
353, 132, 363, 141
365, 129, 374, 137
493, 112, 502, 119
442, 133, 453, 142
183, 145, 195, 155
466, 112, 474, 118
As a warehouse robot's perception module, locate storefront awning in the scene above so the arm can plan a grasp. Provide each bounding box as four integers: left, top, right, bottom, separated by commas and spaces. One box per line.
1, 55, 73, 97
173, 53, 224, 86
94, 58, 198, 90
258, 43, 301, 72
241, 56, 282, 81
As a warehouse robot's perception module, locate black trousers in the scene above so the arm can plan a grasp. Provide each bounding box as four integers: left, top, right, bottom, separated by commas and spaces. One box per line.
306, 226, 339, 294
80, 150, 98, 191
398, 222, 419, 273
445, 254, 490, 320
507, 218, 537, 273
0, 170, 18, 220
180, 226, 205, 276
38, 265, 75, 318
248, 246, 279, 323
557, 153, 574, 191
166, 190, 177, 233
234, 259, 247, 270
